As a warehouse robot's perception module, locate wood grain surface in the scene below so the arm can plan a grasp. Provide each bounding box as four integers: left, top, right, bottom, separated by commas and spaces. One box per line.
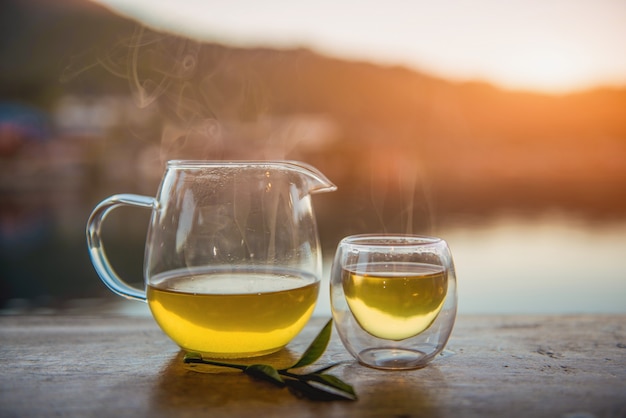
1, 313, 625, 417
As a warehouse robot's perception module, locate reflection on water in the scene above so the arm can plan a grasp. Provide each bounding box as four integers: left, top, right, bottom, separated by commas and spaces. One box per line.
442, 214, 626, 314
1, 190, 625, 315
0, 191, 149, 312
317, 213, 626, 315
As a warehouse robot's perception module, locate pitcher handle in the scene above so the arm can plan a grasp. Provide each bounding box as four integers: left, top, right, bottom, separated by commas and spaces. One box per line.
86, 194, 157, 302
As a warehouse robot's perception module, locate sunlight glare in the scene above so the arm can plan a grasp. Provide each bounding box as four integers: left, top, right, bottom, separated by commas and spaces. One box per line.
490, 45, 594, 93
92, 0, 626, 93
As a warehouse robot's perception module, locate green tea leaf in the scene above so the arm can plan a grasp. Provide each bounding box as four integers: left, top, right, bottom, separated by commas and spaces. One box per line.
285, 378, 355, 401
244, 364, 285, 387
184, 352, 203, 362
309, 362, 344, 374
305, 373, 357, 399
183, 352, 247, 371
288, 318, 333, 369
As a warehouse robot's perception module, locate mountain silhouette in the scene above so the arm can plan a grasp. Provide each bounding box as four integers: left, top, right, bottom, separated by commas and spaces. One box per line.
2, 0, 625, 238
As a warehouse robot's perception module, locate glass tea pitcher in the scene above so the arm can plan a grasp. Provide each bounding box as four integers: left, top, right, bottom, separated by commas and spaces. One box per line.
87, 160, 336, 358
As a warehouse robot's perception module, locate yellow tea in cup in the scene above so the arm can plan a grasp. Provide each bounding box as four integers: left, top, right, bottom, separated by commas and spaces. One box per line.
330, 234, 457, 370
343, 262, 447, 341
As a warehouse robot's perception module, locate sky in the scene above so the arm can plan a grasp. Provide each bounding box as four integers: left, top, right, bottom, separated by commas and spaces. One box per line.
93, 0, 626, 93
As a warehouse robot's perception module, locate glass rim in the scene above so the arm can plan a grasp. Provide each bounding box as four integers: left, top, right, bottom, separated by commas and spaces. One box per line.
339, 234, 444, 248
166, 159, 305, 168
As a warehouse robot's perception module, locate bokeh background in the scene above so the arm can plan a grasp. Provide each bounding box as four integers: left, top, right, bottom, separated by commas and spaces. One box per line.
1, 0, 625, 315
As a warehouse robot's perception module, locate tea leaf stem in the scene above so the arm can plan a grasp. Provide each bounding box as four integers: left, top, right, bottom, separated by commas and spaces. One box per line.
183, 319, 357, 401
183, 353, 247, 371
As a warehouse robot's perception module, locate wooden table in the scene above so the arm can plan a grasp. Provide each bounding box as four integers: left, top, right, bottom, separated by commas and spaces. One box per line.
1, 311, 625, 417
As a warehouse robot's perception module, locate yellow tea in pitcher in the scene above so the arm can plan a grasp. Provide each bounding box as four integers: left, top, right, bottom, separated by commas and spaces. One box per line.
343, 262, 447, 340
147, 267, 319, 358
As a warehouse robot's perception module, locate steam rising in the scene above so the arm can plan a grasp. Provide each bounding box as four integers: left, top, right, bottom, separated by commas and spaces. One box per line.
369, 149, 434, 236
62, 25, 274, 162
62, 24, 436, 237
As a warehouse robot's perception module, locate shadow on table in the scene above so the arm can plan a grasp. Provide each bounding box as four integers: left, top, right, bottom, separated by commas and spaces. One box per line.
149, 348, 444, 417
341, 361, 444, 417
150, 349, 315, 414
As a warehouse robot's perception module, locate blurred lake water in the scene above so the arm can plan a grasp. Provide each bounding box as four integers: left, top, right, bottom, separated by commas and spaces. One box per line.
2, 0, 626, 317
313, 213, 626, 316
437, 214, 626, 314
2, 197, 624, 316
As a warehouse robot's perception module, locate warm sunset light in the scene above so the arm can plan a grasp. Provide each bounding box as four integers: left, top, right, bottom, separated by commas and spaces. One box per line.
490, 45, 595, 93
93, 0, 626, 93
2, 2, 626, 414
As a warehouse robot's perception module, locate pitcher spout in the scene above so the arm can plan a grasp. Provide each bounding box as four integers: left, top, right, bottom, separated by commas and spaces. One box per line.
284, 161, 337, 195
165, 159, 337, 195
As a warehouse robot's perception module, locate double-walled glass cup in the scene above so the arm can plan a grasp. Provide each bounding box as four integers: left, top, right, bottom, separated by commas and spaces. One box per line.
330, 234, 457, 370
87, 160, 336, 358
